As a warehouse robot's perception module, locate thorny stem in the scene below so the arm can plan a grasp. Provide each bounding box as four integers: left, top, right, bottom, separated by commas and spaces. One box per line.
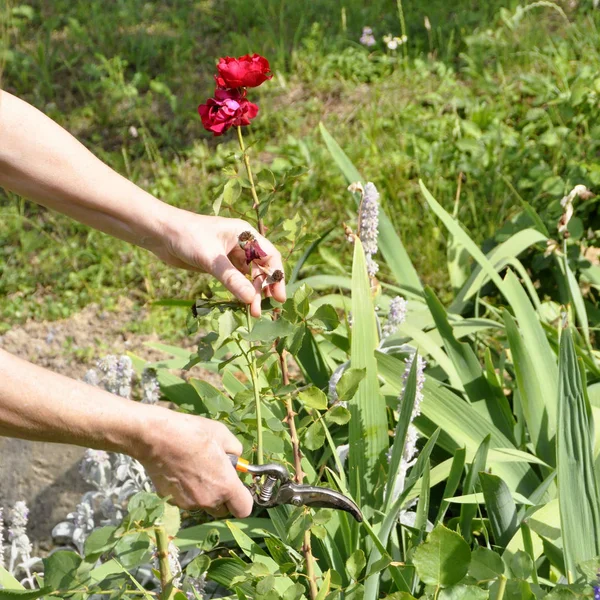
247, 304, 264, 465
154, 526, 176, 600
237, 126, 265, 236
277, 344, 317, 599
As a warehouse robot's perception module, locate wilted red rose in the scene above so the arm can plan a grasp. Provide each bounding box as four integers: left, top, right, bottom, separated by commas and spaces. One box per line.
215, 54, 272, 89
197, 88, 259, 136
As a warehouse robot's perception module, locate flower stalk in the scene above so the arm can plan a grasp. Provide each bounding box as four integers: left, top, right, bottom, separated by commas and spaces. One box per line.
246, 304, 264, 465
155, 526, 176, 600
277, 346, 316, 598
237, 126, 265, 236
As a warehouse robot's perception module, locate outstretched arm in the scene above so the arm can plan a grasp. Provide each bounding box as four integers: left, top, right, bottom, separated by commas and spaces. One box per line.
0, 348, 253, 518
0, 89, 286, 316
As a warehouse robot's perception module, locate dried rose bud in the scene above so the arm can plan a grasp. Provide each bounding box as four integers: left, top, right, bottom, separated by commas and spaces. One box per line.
270, 269, 284, 283
238, 231, 268, 264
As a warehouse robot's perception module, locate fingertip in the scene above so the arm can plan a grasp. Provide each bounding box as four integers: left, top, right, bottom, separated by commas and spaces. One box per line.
272, 281, 287, 303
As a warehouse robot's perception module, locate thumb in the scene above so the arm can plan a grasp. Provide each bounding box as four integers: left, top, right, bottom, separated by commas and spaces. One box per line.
211, 255, 258, 305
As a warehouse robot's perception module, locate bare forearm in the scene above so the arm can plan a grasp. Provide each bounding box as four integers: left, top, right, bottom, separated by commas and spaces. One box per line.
0, 90, 172, 251
0, 348, 157, 457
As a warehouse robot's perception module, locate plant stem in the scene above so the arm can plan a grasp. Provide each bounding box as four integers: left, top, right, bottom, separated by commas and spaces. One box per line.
237, 126, 265, 236
303, 530, 318, 600
155, 526, 176, 600
495, 575, 507, 600
246, 304, 264, 464
277, 346, 316, 599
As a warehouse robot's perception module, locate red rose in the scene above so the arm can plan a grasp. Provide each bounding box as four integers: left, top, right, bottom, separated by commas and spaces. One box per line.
215, 54, 272, 89
197, 88, 259, 136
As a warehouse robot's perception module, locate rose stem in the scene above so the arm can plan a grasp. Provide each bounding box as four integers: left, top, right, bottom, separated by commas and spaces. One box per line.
278, 347, 317, 599
155, 525, 176, 600
246, 302, 264, 465
237, 125, 265, 236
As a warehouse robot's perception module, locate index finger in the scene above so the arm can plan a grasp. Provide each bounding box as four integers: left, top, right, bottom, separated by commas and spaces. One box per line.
254, 235, 286, 304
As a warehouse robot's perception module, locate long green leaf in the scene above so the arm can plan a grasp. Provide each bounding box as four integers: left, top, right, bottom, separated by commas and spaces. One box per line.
377, 351, 540, 495
503, 270, 558, 430
385, 352, 419, 510
450, 229, 547, 314
557, 328, 600, 578
503, 310, 554, 466
480, 471, 519, 547
364, 430, 441, 600
320, 122, 423, 295
174, 519, 276, 550
460, 435, 490, 542
350, 238, 388, 506
435, 447, 466, 524
419, 181, 545, 323
425, 287, 514, 440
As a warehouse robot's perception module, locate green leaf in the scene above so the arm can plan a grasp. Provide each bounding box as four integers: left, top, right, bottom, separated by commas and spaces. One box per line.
376, 351, 540, 495
435, 447, 466, 524
208, 559, 254, 597
350, 237, 388, 507
479, 472, 518, 547
346, 549, 366, 581
450, 229, 547, 314
0, 566, 25, 591
439, 585, 489, 600
509, 550, 533, 580
312, 304, 340, 331
161, 503, 181, 538
304, 420, 326, 450
175, 518, 276, 550
557, 328, 600, 577
425, 287, 514, 440
335, 367, 366, 403
114, 531, 152, 568
298, 387, 328, 410
0, 590, 51, 600
43, 550, 82, 591
325, 405, 351, 425
413, 525, 471, 587
247, 317, 295, 343
469, 547, 504, 582
460, 435, 490, 542
190, 379, 234, 414
84, 525, 118, 559
315, 570, 331, 600
293, 284, 312, 319
296, 326, 331, 388
319, 122, 423, 296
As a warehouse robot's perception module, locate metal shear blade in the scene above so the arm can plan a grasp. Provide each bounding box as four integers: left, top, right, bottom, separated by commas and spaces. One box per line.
228, 454, 363, 522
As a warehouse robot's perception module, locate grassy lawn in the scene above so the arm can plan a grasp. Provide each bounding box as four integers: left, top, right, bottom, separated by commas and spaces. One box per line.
1, 0, 599, 334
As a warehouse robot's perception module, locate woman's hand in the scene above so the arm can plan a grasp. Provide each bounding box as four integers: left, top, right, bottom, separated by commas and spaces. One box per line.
155, 210, 286, 317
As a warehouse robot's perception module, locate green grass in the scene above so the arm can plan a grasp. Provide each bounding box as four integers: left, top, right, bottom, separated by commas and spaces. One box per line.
1, 0, 599, 332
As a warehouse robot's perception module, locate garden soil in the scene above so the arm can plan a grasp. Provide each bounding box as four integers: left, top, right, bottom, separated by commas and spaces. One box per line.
0, 298, 217, 552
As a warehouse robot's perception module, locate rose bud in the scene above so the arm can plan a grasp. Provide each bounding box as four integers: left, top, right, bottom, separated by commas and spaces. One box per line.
238, 231, 268, 264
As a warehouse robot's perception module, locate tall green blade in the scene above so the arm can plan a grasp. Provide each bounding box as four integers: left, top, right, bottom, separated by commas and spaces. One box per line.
480, 471, 519, 547
319, 122, 423, 295
425, 287, 514, 440
557, 328, 600, 578
377, 351, 540, 495
460, 435, 490, 542
350, 237, 388, 506
503, 310, 554, 466
385, 352, 418, 510
450, 228, 547, 314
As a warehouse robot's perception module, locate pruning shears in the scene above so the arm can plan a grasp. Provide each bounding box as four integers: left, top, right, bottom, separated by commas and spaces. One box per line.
228, 454, 363, 522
